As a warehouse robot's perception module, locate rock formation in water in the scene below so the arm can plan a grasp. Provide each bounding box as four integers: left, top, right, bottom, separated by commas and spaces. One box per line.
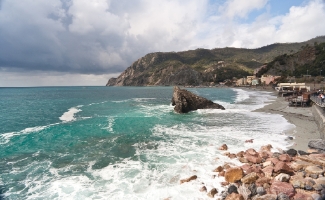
171, 86, 225, 113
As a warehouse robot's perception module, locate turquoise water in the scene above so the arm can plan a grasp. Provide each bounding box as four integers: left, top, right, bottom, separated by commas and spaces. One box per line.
0, 87, 292, 199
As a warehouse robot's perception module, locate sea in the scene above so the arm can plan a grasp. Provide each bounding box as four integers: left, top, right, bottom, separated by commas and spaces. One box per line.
0, 86, 294, 200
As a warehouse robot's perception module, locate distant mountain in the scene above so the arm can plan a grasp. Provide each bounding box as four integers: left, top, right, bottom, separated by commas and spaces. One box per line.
106, 36, 325, 86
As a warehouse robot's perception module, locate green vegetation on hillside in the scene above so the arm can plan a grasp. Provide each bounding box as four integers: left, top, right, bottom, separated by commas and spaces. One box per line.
258, 42, 325, 78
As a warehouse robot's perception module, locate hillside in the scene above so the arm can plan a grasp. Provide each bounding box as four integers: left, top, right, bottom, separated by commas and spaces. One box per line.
106, 36, 325, 86
257, 42, 325, 77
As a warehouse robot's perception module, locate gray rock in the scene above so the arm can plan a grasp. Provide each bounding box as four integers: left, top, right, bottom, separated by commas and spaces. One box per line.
298, 150, 309, 155
286, 149, 297, 156
171, 86, 225, 113
249, 183, 257, 196
221, 191, 229, 200
311, 193, 321, 200
277, 193, 290, 200
308, 139, 325, 151
256, 186, 266, 195
228, 185, 238, 194
305, 178, 316, 190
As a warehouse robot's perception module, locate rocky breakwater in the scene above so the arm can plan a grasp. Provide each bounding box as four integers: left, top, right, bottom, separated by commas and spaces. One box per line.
179, 144, 325, 199
171, 86, 225, 113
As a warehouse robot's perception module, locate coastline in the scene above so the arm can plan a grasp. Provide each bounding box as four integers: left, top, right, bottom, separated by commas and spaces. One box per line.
251, 86, 320, 151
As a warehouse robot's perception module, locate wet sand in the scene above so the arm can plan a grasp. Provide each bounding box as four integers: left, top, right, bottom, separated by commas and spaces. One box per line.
252, 86, 320, 151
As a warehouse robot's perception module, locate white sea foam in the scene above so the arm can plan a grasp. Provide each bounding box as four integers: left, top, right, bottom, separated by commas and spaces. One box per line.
132, 98, 156, 102
106, 117, 115, 132
88, 101, 108, 106
0, 124, 59, 144
112, 99, 130, 103
59, 106, 82, 122
233, 88, 250, 102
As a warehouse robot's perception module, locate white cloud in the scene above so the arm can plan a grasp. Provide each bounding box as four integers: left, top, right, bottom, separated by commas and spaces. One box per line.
276, 0, 325, 43
1, 0, 325, 86
199, 0, 325, 48
220, 0, 269, 19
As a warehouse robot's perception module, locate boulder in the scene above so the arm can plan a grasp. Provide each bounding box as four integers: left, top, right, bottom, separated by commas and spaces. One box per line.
270, 181, 295, 197
253, 194, 277, 200
224, 167, 244, 183
180, 175, 197, 184
277, 193, 290, 200
305, 165, 324, 175
219, 144, 228, 150
305, 178, 316, 190
227, 185, 238, 194
207, 188, 218, 198
260, 144, 273, 152
171, 86, 225, 113
213, 166, 224, 172
314, 177, 325, 191
278, 154, 291, 162
244, 153, 262, 164
256, 177, 271, 187
200, 186, 207, 192
289, 160, 313, 171
274, 173, 290, 182
256, 186, 266, 195
290, 175, 306, 189
286, 149, 297, 157
298, 155, 325, 166
246, 148, 259, 156
274, 161, 294, 175
241, 172, 259, 184
238, 184, 251, 199
262, 166, 274, 178
267, 157, 280, 165
308, 139, 325, 151
225, 193, 244, 200
263, 160, 273, 168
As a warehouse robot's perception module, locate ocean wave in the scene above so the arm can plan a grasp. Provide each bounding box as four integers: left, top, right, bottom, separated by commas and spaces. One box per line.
132, 98, 156, 102
59, 106, 83, 122
232, 88, 250, 103
0, 124, 59, 144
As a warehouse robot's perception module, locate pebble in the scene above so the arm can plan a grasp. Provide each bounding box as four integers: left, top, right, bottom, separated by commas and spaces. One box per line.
256, 186, 266, 195
228, 185, 238, 194
277, 193, 290, 200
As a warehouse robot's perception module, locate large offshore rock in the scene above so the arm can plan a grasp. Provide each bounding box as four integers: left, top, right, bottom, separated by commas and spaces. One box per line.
171, 86, 225, 113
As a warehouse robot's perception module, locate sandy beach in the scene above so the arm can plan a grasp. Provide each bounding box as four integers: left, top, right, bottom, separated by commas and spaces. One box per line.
253, 86, 321, 151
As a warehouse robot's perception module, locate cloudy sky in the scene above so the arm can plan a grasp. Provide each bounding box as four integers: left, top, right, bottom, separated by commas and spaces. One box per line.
1, 0, 325, 86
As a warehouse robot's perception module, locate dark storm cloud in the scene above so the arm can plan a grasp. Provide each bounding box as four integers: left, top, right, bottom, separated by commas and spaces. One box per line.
0, 0, 146, 74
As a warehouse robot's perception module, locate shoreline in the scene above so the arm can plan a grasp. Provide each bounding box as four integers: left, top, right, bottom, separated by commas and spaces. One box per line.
251, 86, 320, 151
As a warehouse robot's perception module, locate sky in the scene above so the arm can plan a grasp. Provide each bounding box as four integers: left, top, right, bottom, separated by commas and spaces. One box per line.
0, 0, 325, 86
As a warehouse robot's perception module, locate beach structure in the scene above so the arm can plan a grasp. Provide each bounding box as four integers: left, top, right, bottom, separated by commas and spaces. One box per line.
275, 82, 310, 97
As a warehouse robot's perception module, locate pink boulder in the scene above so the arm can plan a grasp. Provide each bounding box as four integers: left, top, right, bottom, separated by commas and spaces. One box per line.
270, 181, 295, 197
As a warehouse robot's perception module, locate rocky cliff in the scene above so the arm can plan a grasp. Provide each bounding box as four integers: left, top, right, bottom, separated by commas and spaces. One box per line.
107, 36, 325, 86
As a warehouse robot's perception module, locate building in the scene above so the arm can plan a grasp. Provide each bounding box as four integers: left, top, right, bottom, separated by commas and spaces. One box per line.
236, 78, 247, 86
260, 75, 281, 85
246, 76, 256, 84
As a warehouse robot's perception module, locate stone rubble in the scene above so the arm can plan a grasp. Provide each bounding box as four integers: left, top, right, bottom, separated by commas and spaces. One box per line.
178, 143, 325, 199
